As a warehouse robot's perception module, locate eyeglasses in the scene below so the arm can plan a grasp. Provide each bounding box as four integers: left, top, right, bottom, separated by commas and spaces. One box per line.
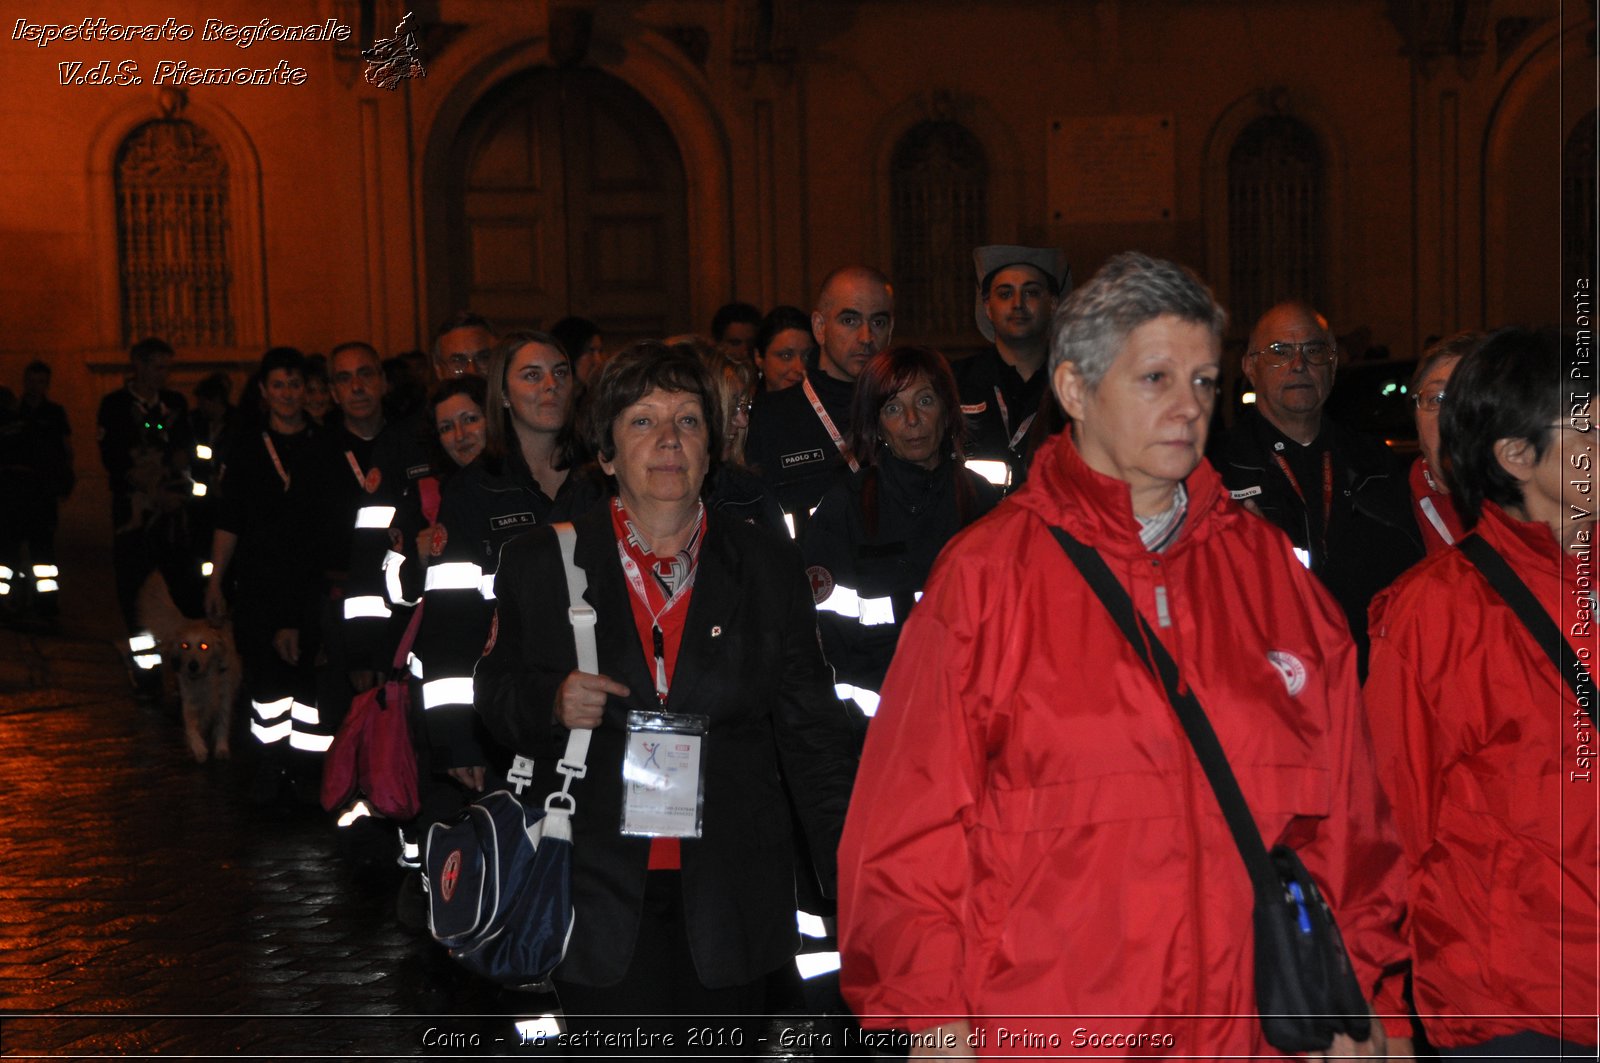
1249, 341, 1336, 368
1413, 390, 1446, 412
735, 399, 753, 415
446, 350, 492, 373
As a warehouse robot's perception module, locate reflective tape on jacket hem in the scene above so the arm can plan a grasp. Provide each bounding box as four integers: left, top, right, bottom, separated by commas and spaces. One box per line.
343, 595, 392, 620
422, 676, 475, 709
290, 730, 333, 753
355, 505, 397, 529
251, 718, 292, 744
424, 561, 485, 592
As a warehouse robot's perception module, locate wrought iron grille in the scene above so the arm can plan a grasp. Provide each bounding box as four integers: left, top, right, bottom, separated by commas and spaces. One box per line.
1227, 116, 1323, 334
891, 121, 988, 340
116, 120, 234, 348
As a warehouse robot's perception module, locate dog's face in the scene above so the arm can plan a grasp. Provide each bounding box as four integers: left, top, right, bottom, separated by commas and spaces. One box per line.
168, 624, 233, 679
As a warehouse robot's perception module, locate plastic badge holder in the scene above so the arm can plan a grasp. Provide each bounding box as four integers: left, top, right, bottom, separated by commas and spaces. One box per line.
620, 711, 708, 838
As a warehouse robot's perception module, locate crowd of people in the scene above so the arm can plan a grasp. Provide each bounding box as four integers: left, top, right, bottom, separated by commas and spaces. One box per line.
15, 244, 1594, 1059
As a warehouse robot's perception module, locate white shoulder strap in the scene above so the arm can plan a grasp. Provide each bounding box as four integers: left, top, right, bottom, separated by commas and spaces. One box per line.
549, 522, 593, 808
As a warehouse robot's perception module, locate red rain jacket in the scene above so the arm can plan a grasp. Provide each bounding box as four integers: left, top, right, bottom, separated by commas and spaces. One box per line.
1365, 502, 1598, 1047
839, 432, 1409, 1056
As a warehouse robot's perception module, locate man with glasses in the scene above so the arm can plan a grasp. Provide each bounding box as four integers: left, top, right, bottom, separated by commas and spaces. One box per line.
430, 311, 495, 382
1213, 301, 1421, 675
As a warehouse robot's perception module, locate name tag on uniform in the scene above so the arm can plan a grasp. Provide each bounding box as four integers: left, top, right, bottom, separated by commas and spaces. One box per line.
491, 512, 535, 530
621, 711, 708, 838
1230, 485, 1264, 500
406, 463, 432, 480
960, 402, 988, 415
781, 448, 826, 469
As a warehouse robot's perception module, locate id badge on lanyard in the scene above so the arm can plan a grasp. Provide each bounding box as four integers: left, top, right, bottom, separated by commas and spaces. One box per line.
621, 710, 708, 838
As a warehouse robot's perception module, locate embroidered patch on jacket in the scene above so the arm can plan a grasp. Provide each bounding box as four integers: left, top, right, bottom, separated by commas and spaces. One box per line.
1267, 650, 1307, 696
960, 402, 988, 415
781, 448, 826, 469
806, 565, 834, 604
1230, 485, 1264, 500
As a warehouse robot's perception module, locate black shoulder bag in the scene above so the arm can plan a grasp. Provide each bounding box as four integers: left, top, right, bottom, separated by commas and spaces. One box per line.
1048, 526, 1372, 1052
1457, 533, 1596, 724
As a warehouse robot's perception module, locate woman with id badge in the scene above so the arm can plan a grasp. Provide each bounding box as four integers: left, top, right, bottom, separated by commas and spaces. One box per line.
476, 342, 857, 1052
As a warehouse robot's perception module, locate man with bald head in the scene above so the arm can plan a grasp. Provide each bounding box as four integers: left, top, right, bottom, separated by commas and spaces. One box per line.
745, 266, 894, 535
1212, 301, 1421, 673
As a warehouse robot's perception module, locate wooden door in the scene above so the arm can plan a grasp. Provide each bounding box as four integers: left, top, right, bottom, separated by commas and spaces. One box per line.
446, 67, 690, 341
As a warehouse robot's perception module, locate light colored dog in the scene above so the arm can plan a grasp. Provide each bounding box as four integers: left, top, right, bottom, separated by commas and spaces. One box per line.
137, 572, 241, 763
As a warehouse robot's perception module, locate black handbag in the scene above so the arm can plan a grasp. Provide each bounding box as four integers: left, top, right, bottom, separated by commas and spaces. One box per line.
1049, 525, 1372, 1052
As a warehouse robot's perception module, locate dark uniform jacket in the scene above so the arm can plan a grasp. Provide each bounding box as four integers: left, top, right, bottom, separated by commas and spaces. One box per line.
475, 505, 859, 988
744, 367, 855, 532
1211, 407, 1423, 670
801, 452, 1000, 715
415, 455, 607, 768
951, 347, 1048, 486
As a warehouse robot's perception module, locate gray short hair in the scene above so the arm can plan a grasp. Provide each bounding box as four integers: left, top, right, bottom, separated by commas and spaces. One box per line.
1049, 252, 1227, 387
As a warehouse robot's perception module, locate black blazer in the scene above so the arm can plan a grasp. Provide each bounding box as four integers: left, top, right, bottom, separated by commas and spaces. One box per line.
474, 503, 858, 988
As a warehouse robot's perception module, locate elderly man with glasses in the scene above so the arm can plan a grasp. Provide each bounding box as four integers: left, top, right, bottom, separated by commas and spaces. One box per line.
1212, 301, 1422, 675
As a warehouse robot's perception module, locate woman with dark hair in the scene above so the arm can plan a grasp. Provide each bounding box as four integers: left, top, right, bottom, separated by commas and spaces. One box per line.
301, 354, 331, 426
476, 341, 856, 1050
1365, 326, 1597, 1058
1407, 330, 1481, 551
413, 332, 604, 790
801, 346, 1000, 724
752, 304, 813, 393
204, 347, 338, 795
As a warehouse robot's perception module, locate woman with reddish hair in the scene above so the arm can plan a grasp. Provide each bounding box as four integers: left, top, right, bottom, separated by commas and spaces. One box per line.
800, 345, 1000, 726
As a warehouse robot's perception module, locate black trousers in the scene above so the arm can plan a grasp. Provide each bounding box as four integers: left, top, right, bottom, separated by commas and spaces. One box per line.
554, 871, 769, 1060
1440, 1032, 1597, 1062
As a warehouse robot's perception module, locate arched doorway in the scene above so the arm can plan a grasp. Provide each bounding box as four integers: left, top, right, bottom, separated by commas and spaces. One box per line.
441, 67, 690, 341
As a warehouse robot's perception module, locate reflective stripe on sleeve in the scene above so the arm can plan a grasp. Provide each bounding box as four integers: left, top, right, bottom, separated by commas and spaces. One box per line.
424, 561, 485, 592
834, 682, 881, 717
966, 459, 1011, 488
383, 550, 415, 606
815, 585, 896, 626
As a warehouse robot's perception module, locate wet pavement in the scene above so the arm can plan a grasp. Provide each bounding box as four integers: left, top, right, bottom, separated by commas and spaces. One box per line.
0, 615, 551, 1059
0, 527, 845, 1060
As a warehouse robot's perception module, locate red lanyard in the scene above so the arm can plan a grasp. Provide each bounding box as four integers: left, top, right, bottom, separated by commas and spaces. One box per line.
1273, 449, 1333, 558
802, 377, 860, 473
612, 499, 705, 702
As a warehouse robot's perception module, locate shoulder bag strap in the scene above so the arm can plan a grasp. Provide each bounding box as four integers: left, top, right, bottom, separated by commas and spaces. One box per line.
1457, 533, 1596, 724
1048, 525, 1279, 898
549, 522, 594, 801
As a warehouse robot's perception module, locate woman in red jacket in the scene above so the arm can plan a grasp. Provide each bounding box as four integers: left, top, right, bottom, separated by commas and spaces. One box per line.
1365, 326, 1597, 1057
838, 253, 1408, 1057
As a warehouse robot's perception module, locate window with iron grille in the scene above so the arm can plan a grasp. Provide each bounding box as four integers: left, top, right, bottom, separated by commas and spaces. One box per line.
116, 120, 234, 348
890, 121, 988, 340
1564, 110, 1597, 311
1227, 116, 1323, 334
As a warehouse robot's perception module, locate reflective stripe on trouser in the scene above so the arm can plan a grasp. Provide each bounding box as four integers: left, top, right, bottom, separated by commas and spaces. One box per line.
32, 564, 59, 594
0, 565, 11, 595
129, 631, 162, 670
248, 695, 331, 751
